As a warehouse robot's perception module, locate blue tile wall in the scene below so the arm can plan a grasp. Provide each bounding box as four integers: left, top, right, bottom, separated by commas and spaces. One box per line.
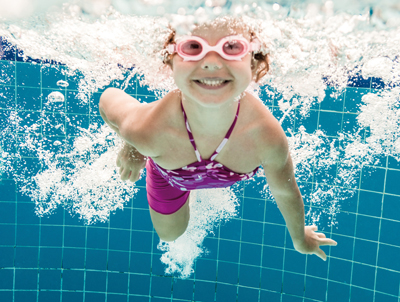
218, 261, 239, 285
1, 43, 400, 302
305, 276, 327, 301
172, 279, 194, 300
241, 243, 262, 266
329, 258, 352, 284
63, 248, 85, 269
380, 219, 400, 246
62, 292, 84, 302
375, 293, 399, 302
239, 264, 260, 287
352, 262, 376, 289
382, 194, 400, 221
219, 240, 240, 262
38, 291, 60, 302
16, 62, 41, 87
108, 250, 129, 272
262, 246, 284, 269
375, 267, 400, 296
282, 272, 304, 296
238, 287, 259, 302
358, 190, 383, 217
353, 238, 377, 265
318, 111, 342, 137
306, 256, 328, 279
284, 249, 306, 274
350, 286, 374, 302
215, 283, 238, 301
241, 221, 263, 244
327, 281, 350, 301
62, 269, 84, 290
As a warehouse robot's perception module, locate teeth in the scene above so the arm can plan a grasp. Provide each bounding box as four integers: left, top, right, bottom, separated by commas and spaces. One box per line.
198, 79, 226, 86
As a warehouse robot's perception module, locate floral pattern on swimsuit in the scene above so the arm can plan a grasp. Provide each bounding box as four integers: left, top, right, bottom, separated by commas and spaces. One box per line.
148, 99, 259, 191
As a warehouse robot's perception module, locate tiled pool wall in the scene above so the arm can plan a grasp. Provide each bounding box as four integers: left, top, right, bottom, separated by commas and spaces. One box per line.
1, 39, 400, 302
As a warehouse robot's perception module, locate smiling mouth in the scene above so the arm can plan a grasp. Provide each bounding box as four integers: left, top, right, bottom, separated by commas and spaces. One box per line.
193, 79, 231, 89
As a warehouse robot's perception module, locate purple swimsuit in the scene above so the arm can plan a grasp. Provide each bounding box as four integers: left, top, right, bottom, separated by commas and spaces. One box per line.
146, 100, 259, 214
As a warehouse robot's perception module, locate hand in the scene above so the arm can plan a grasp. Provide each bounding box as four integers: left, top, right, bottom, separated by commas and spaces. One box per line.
116, 143, 147, 182
293, 225, 337, 261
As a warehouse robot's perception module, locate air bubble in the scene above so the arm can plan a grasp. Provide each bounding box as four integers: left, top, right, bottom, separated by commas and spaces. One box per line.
57, 80, 69, 88
47, 91, 64, 103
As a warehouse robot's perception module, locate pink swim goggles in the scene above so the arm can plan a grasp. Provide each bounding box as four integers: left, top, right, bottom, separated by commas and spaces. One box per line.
167, 35, 261, 61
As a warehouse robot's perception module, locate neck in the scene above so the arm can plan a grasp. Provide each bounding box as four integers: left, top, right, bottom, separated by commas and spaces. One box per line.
181, 92, 241, 136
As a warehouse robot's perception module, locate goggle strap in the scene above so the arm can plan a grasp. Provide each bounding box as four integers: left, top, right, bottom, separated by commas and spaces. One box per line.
167, 44, 175, 54
250, 39, 261, 52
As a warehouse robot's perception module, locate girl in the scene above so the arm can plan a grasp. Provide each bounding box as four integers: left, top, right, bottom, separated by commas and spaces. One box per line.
99, 18, 337, 260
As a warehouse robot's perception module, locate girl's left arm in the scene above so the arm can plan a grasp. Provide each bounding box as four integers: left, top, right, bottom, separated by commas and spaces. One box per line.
261, 125, 337, 261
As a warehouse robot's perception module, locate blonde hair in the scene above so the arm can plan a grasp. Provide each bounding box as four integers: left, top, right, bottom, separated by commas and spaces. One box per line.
162, 20, 269, 84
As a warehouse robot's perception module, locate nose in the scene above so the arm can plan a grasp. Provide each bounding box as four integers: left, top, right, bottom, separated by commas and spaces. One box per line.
201, 51, 223, 70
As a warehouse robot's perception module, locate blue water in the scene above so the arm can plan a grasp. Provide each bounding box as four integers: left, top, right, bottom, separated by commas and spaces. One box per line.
1, 39, 400, 302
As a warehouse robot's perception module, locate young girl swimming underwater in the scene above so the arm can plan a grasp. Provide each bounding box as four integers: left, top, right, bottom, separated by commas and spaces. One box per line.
99, 18, 337, 260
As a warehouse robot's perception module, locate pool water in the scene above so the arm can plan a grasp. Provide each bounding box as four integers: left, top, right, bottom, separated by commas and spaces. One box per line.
1, 39, 400, 302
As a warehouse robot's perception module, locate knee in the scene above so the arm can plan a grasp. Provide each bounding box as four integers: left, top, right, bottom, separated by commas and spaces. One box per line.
157, 228, 186, 242
158, 214, 190, 241
155, 213, 190, 242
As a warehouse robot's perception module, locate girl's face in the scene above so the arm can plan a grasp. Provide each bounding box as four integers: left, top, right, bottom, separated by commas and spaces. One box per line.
170, 24, 256, 107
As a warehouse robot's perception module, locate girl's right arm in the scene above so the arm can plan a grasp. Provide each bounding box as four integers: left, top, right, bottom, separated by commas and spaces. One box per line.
99, 88, 149, 182
99, 88, 143, 142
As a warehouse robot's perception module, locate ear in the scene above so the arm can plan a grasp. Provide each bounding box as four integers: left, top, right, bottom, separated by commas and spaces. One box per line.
251, 58, 259, 78
166, 55, 174, 70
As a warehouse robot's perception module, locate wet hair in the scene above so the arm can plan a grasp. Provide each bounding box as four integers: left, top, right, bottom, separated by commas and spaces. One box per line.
162, 23, 269, 84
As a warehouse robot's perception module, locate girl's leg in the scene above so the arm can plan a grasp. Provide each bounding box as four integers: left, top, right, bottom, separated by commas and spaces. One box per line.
149, 192, 191, 242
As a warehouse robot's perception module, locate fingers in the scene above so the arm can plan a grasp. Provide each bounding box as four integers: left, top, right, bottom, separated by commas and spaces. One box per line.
119, 166, 141, 182
319, 238, 338, 246
129, 170, 140, 182
116, 156, 121, 167
119, 167, 131, 181
315, 238, 337, 261
315, 248, 327, 261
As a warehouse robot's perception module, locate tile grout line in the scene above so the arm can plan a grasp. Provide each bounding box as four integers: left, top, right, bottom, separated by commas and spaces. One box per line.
213, 201, 221, 302
82, 225, 88, 302
235, 182, 246, 302
105, 220, 111, 302
372, 155, 388, 302
257, 186, 268, 302
35, 60, 44, 302
348, 138, 364, 300
12, 48, 17, 302
325, 85, 348, 301
126, 195, 134, 301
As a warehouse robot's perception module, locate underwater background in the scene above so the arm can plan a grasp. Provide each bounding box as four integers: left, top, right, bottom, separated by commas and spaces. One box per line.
1, 0, 400, 301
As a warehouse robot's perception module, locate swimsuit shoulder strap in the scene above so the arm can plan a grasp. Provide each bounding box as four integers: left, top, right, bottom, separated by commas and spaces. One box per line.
209, 100, 240, 161
181, 100, 241, 162
181, 101, 202, 162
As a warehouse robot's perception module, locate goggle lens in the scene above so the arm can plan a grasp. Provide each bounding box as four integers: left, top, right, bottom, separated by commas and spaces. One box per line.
181, 40, 203, 56
223, 40, 245, 55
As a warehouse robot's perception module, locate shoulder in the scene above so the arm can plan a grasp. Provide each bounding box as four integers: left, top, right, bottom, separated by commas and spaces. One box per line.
245, 96, 288, 167
120, 91, 181, 157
